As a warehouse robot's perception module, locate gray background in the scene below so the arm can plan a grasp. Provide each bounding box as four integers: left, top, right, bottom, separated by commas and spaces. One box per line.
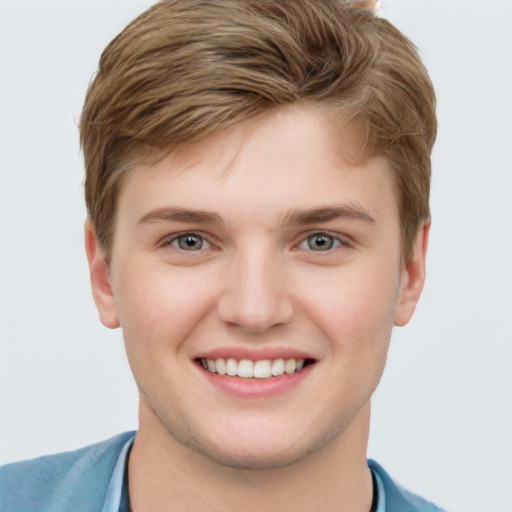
1, 1, 511, 511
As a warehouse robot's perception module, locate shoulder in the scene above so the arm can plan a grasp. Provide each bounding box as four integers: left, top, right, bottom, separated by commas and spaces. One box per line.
368, 459, 447, 512
0, 431, 136, 512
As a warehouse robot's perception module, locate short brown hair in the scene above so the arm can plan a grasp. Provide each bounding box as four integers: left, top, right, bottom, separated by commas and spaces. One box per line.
80, 0, 436, 260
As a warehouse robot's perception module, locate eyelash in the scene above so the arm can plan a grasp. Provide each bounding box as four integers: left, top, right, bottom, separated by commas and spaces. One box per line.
161, 231, 346, 254
297, 232, 346, 253
161, 232, 212, 251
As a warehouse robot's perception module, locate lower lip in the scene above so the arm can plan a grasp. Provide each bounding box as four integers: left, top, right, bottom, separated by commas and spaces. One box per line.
197, 363, 315, 398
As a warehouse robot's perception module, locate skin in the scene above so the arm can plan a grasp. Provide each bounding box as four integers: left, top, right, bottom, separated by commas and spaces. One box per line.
86, 105, 429, 512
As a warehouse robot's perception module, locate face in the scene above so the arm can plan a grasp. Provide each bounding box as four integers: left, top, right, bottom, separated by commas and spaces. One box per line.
87, 106, 428, 470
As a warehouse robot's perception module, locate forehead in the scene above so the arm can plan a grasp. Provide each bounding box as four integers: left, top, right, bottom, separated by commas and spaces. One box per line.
115, 105, 398, 231
164, 105, 370, 178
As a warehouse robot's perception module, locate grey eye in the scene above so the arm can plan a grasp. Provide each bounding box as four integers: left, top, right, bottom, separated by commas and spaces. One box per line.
175, 234, 204, 251
306, 234, 335, 251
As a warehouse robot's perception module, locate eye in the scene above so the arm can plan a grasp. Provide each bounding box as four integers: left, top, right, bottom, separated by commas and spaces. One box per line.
300, 233, 342, 252
171, 233, 210, 251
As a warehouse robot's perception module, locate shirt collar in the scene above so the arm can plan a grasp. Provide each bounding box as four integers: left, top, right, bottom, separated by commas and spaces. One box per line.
101, 434, 135, 512
373, 468, 387, 512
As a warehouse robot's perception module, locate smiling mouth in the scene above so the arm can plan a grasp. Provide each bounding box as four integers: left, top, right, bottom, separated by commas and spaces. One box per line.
197, 357, 315, 379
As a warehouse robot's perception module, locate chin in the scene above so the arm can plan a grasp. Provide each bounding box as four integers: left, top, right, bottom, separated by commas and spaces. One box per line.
166, 416, 342, 471
142, 389, 362, 472
188, 438, 319, 471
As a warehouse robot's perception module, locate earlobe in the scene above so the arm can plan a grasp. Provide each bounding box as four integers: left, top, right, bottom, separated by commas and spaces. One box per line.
84, 220, 120, 329
393, 221, 430, 327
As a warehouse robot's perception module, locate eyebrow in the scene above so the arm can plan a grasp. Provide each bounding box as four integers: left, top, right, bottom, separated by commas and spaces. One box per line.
137, 204, 376, 228
138, 207, 223, 226
280, 204, 376, 227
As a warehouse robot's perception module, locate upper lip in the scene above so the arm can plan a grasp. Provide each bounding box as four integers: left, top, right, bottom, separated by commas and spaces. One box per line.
194, 347, 317, 362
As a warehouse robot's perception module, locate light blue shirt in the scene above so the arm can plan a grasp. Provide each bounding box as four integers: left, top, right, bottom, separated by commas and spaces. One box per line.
0, 431, 446, 512
102, 436, 134, 512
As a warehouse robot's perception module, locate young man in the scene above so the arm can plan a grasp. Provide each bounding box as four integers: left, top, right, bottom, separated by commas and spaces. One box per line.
0, 1, 446, 510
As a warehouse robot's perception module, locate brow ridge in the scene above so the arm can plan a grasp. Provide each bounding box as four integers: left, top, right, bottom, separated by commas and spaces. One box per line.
281, 204, 376, 226
138, 207, 223, 226
138, 204, 375, 228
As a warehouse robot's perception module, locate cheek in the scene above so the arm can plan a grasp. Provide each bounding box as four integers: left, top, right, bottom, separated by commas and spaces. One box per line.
296, 259, 400, 351
112, 262, 217, 351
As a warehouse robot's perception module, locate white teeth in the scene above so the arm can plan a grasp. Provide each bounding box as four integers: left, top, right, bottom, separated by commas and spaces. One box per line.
237, 359, 254, 378
200, 357, 310, 378
253, 360, 272, 379
284, 358, 296, 375
271, 358, 284, 376
226, 358, 238, 376
216, 358, 226, 375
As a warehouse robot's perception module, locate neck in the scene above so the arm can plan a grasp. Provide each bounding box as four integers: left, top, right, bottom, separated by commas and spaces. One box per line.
128, 401, 373, 512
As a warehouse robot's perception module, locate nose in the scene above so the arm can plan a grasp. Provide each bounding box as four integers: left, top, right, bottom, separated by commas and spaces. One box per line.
217, 248, 294, 334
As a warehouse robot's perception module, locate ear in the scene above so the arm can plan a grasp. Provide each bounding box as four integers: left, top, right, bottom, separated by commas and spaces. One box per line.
394, 221, 430, 327
84, 220, 120, 329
